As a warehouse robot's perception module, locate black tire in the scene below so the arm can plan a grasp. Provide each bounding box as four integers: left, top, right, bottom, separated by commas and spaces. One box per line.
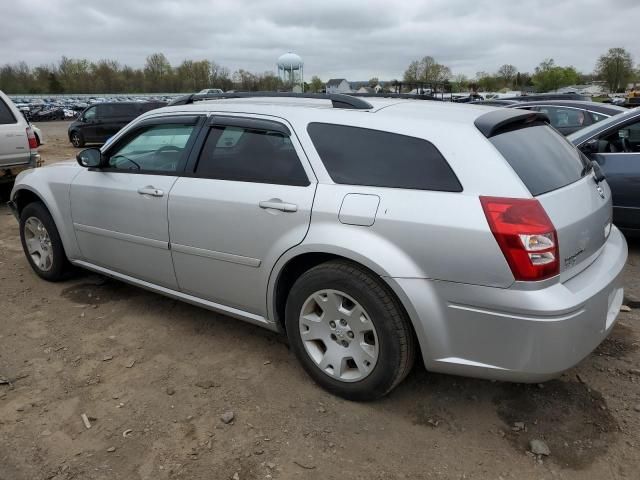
19, 202, 70, 281
285, 260, 416, 401
70, 131, 84, 148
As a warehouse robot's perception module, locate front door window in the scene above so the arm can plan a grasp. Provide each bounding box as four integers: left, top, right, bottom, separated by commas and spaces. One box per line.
107, 124, 195, 172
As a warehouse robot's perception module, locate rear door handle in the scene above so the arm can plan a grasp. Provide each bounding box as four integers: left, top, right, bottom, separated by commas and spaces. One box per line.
137, 186, 164, 197
259, 199, 298, 212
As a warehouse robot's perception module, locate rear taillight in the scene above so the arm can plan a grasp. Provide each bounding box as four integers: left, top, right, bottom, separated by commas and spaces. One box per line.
26, 126, 38, 150
480, 196, 559, 281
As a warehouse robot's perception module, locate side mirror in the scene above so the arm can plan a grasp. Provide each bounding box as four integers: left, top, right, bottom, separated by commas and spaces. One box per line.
580, 138, 599, 154
76, 148, 103, 168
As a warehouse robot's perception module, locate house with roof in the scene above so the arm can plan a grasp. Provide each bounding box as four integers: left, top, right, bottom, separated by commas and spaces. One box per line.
325, 79, 351, 94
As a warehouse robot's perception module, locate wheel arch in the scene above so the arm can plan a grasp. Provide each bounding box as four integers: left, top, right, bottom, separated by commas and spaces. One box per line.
267, 247, 423, 348
12, 184, 80, 260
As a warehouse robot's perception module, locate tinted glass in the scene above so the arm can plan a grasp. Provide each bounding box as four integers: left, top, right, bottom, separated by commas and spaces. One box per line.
307, 123, 462, 191
597, 119, 640, 153
195, 126, 309, 186
83, 107, 96, 120
537, 106, 587, 129
0, 98, 17, 124
490, 124, 587, 196
589, 111, 609, 123
97, 103, 137, 117
108, 124, 194, 173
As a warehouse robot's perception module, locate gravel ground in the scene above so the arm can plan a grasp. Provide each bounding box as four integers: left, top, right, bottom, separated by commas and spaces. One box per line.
1, 121, 639, 480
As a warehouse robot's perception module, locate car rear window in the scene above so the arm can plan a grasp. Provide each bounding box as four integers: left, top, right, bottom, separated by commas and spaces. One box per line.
0, 98, 17, 124
307, 123, 462, 192
489, 124, 587, 196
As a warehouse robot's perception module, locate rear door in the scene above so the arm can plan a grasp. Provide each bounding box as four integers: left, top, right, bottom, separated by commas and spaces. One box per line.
0, 94, 29, 167
489, 123, 611, 280
168, 115, 316, 316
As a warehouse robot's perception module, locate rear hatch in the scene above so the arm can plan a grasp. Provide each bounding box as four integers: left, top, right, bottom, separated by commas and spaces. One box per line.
489, 122, 611, 281
0, 94, 30, 167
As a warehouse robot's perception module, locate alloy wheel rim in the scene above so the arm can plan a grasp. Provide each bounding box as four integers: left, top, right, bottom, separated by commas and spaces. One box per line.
72, 134, 80, 146
24, 217, 54, 272
299, 289, 379, 382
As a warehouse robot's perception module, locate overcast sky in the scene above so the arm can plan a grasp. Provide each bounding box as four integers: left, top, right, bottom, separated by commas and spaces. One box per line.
2, 0, 638, 80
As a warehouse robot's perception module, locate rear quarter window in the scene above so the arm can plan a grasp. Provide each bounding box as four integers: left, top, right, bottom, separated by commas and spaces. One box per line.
489, 124, 586, 196
307, 123, 462, 192
0, 98, 17, 124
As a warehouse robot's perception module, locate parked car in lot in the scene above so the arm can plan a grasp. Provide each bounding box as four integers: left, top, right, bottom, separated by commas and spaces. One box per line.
0, 90, 40, 193
506, 100, 627, 136
68, 101, 166, 147
9, 93, 628, 400
569, 107, 640, 233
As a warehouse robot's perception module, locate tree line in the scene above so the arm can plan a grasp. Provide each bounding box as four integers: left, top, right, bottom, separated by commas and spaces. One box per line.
0, 53, 293, 94
0, 48, 637, 95
404, 48, 638, 94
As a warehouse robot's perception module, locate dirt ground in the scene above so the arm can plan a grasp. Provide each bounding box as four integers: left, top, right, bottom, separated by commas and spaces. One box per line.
1, 121, 639, 480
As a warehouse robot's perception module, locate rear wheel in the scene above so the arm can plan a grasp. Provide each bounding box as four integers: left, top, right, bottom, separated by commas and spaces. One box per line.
70, 131, 84, 148
285, 260, 415, 401
19, 202, 70, 281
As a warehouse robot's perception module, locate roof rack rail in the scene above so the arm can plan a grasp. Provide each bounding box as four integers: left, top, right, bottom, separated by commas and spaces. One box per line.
346, 93, 443, 101
168, 92, 373, 110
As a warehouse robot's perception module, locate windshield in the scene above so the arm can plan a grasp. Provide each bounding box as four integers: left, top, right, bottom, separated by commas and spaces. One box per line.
568, 107, 640, 145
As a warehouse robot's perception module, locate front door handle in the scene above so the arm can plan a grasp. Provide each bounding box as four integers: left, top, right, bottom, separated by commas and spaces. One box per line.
259, 199, 298, 212
137, 186, 164, 197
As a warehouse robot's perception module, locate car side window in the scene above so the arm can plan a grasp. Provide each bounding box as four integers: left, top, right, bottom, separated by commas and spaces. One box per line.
0, 98, 16, 124
83, 107, 96, 121
537, 107, 586, 128
597, 119, 640, 153
307, 123, 462, 192
107, 124, 195, 173
589, 111, 608, 123
194, 125, 310, 186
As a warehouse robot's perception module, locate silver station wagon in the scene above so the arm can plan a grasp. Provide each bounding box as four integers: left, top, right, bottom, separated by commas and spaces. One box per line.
9, 93, 628, 400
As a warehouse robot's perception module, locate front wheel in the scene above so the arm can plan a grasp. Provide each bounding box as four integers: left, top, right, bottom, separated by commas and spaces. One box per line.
70, 131, 84, 148
19, 202, 70, 281
285, 260, 416, 401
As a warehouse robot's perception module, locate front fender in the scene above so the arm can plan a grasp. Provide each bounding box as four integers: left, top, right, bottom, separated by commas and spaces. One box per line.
11, 162, 83, 260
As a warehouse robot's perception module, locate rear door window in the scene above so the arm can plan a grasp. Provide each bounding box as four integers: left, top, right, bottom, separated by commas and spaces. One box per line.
307, 123, 462, 191
490, 124, 587, 196
195, 125, 309, 186
0, 98, 16, 124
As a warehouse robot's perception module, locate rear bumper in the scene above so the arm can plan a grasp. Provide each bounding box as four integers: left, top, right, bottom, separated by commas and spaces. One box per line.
0, 153, 40, 184
395, 226, 628, 382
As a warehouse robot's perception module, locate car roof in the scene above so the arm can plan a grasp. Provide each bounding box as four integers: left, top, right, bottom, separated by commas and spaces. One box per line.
149, 97, 498, 127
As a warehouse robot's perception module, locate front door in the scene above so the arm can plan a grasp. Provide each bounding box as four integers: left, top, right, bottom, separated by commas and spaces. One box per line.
70, 116, 201, 288
588, 117, 640, 230
79, 105, 99, 142
168, 116, 316, 315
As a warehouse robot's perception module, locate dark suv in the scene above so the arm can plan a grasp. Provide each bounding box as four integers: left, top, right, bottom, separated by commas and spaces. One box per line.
68, 102, 165, 147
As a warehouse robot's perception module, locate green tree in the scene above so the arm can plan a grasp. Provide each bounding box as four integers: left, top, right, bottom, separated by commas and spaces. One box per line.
451, 74, 468, 93
532, 59, 580, 92
309, 75, 323, 93
595, 47, 634, 93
